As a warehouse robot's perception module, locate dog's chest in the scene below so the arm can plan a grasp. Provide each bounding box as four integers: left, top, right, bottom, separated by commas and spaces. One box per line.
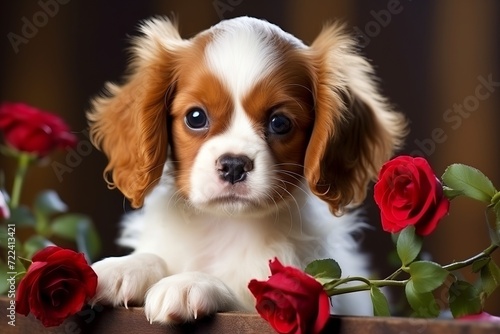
163, 216, 267, 271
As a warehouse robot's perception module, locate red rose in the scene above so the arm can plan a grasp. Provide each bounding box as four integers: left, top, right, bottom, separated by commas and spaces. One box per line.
0, 102, 77, 157
248, 258, 330, 334
459, 312, 500, 323
16, 246, 98, 327
374, 155, 450, 236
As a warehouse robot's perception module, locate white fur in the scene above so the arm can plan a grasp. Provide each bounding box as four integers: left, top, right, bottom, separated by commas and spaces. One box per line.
204, 17, 302, 98
93, 171, 373, 320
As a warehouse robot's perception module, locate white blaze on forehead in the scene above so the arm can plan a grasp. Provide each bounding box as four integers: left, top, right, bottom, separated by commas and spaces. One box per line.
204, 18, 280, 98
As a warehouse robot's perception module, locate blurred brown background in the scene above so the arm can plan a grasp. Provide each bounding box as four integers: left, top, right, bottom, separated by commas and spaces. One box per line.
1, 0, 499, 316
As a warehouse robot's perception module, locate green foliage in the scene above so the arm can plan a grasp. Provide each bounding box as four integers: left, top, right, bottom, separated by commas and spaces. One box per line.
34, 190, 68, 216
442, 186, 463, 200
305, 259, 342, 285
409, 261, 449, 293
1, 188, 102, 267
6, 206, 35, 228
442, 164, 497, 203
370, 286, 391, 316
449, 280, 482, 318
405, 281, 439, 318
472, 258, 490, 273
0, 262, 8, 294
396, 226, 422, 266
479, 259, 500, 297
17, 256, 31, 271
23, 235, 53, 259
50, 214, 101, 261
493, 195, 500, 244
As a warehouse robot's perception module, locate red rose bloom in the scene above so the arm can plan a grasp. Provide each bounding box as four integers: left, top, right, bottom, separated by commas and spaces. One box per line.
374, 155, 450, 236
0, 102, 77, 157
16, 246, 98, 327
248, 258, 330, 334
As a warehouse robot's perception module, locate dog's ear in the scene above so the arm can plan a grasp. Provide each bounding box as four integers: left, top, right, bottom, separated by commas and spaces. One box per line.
304, 24, 407, 214
88, 18, 187, 208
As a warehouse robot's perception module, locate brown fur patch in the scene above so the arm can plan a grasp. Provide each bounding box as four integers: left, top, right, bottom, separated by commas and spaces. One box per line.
169, 54, 234, 197
242, 49, 315, 202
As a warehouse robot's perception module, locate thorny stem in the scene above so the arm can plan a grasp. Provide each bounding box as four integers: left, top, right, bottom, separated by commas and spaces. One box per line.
384, 267, 404, 281
326, 277, 408, 296
443, 243, 498, 271
325, 243, 498, 296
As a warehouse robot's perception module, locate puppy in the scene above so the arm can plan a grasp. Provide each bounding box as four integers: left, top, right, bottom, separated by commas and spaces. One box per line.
87, 16, 406, 324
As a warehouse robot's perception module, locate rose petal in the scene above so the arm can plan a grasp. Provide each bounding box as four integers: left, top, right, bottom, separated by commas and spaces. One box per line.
260, 292, 298, 334
266, 271, 322, 297
32, 277, 87, 327
269, 258, 286, 275
15, 261, 48, 315
313, 291, 331, 333
0, 102, 76, 157
32, 246, 65, 262
459, 312, 500, 323
415, 188, 450, 236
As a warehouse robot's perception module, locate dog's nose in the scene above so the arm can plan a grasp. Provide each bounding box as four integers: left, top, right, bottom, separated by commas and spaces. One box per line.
216, 154, 254, 184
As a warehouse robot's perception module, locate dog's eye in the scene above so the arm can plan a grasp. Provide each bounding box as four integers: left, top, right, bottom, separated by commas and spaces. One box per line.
185, 108, 208, 130
268, 114, 292, 135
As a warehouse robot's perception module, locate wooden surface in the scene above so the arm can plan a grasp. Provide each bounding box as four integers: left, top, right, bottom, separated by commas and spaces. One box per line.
1, 298, 498, 334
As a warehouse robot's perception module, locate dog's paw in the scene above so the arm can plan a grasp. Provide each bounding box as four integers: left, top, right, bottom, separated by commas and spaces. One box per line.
144, 272, 239, 324
91, 253, 169, 307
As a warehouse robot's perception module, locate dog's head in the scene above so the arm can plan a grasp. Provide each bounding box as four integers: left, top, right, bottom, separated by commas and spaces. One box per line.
88, 16, 406, 215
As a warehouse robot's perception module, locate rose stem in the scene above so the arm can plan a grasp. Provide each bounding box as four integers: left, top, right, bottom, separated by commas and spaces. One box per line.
327, 243, 498, 296
326, 276, 408, 296
10, 152, 32, 209
442, 243, 498, 271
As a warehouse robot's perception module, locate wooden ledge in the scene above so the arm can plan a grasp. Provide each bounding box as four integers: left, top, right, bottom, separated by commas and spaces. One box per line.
1, 298, 498, 334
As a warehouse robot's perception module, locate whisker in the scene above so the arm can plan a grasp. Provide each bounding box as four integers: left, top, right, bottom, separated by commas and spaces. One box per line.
269, 172, 317, 208
270, 185, 301, 235
275, 170, 308, 186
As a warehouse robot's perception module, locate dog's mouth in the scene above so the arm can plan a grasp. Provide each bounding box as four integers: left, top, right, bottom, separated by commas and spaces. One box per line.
208, 194, 256, 206
197, 193, 270, 216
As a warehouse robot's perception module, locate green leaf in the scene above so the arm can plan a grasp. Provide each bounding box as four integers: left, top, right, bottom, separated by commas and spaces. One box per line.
370, 286, 391, 316
397, 226, 423, 266
23, 235, 53, 259
472, 257, 490, 273
0, 261, 9, 294
405, 280, 440, 318
449, 280, 482, 318
18, 256, 32, 271
50, 214, 101, 261
442, 164, 497, 203
480, 260, 500, 297
5, 206, 35, 228
34, 190, 68, 216
409, 261, 449, 293
305, 259, 342, 282
75, 219, 101, 263
492, 191, 500, 207
494, 199, 500, 245
443, 186, 464, 200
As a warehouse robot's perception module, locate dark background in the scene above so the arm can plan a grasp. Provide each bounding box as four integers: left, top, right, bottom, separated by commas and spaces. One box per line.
1, 0, 499, 315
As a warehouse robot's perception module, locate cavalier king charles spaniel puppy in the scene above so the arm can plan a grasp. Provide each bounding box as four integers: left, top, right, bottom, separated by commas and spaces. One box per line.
87, 16, 406, 324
